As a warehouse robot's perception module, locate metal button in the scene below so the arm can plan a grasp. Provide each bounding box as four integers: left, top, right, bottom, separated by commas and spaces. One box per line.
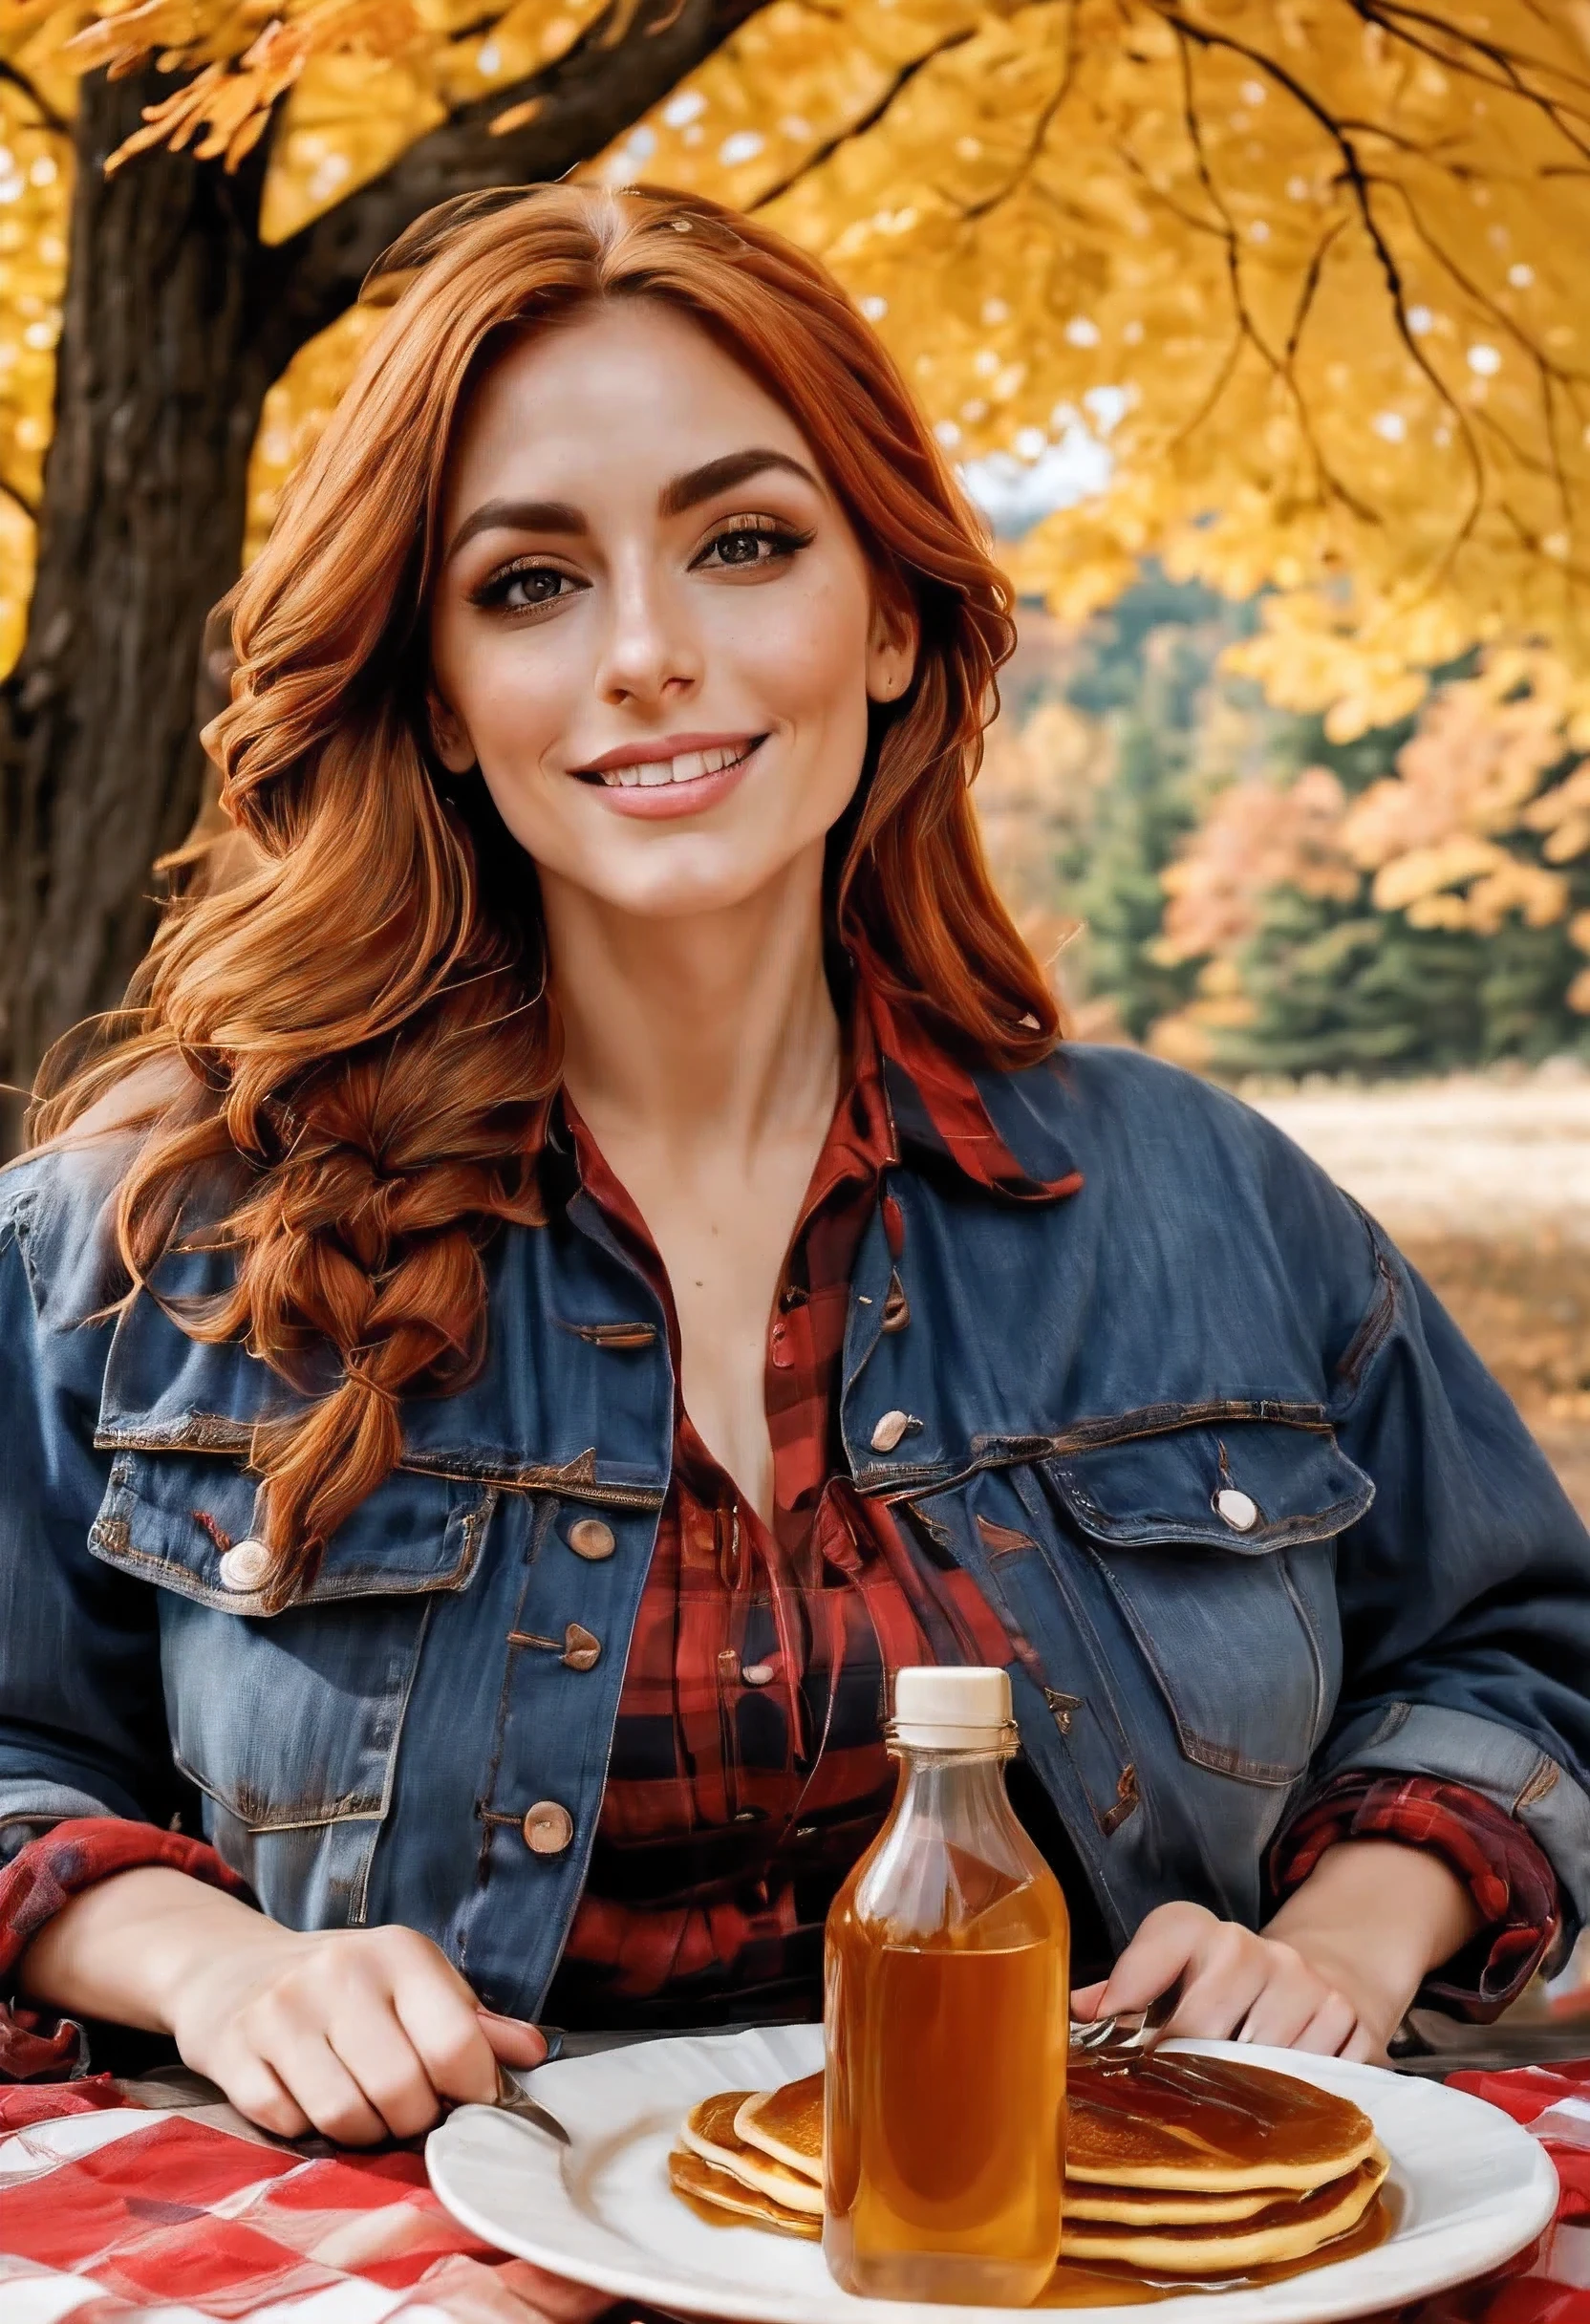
522, 1800, 574, 1855
1215, 1488, 1260, 1533
566, 1517, 615, 1560
218, 1538, 271, 1593
561, 1623, 601, 1671
741, 1662, 774, 1687
870, 1409, 914, 1453
768, 1319, 793, 1370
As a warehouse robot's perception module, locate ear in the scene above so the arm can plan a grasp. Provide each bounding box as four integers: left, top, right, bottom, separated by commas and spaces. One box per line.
866, 594, 920, 707
427, 686, 477, 776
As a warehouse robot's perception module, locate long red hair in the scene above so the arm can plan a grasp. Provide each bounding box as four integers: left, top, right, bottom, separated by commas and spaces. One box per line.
31, 183, 1059, 1607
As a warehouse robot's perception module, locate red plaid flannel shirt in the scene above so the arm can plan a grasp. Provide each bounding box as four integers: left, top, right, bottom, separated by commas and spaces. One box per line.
0, 970, 1562, 2067
543, 984, 1036, 2023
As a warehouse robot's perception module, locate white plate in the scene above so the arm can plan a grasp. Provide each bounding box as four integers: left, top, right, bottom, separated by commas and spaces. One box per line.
426, 2025, 1558, 2323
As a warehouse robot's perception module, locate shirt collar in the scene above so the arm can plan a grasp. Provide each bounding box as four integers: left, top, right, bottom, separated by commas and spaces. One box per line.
537, 945, 1083, 1215
855, 951, 1083, 1206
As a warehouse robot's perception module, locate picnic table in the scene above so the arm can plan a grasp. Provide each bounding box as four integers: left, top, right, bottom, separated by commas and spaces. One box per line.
3, 2055, 1590, 2324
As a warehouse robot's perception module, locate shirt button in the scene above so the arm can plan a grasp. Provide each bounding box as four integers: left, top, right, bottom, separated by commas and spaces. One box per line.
522, 1801, 574, 1855
870, 1409, 914, 1453
566, 1517, 616, 1560
768, 1318, 794, 1370
741, 1662, 775, 1687
1215, 1488, 1260, 1533
218, 1539, 271, 1593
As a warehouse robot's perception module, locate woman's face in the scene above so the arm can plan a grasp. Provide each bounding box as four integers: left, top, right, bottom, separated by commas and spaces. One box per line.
427, 299, 914, 922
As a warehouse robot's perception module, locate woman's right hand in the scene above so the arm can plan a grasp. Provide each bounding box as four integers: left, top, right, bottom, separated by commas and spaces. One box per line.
18, 1865, 546, 2144
169, 1918, 547, 2142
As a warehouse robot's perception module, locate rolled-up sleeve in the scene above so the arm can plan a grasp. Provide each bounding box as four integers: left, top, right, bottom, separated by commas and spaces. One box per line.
0, 1168, 186, 1862
1318, 1207, 1590, 1961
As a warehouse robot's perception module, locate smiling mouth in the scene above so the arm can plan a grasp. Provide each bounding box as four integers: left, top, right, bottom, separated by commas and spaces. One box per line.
575, 738, 764, 790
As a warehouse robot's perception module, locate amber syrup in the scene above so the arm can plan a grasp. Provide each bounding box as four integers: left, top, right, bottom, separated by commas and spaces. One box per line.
824, 1668, 1070, 2305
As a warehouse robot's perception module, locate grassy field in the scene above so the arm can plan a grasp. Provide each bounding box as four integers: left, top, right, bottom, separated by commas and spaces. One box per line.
1247, 1071, 1590, 1520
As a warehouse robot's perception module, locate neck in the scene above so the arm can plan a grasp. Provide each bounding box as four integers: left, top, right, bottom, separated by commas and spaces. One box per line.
541, 842, 843, 1162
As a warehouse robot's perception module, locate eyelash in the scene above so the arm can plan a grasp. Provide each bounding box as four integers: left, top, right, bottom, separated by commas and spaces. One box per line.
468, 515, 815, 613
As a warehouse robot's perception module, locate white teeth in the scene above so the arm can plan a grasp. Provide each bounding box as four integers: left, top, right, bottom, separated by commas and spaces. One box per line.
596, 742, 754, 788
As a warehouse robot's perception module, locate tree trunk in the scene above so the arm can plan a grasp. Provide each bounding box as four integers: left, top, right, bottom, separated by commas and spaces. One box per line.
0, 0, 763, 1150
0, 71, 276, 1151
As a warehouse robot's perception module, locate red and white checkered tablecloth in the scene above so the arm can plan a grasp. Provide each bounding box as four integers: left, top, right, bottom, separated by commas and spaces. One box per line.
4, 2063, 1590, 2324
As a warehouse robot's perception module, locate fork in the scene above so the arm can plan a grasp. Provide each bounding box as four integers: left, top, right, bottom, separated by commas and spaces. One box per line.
1069, 1985, 1178, 2059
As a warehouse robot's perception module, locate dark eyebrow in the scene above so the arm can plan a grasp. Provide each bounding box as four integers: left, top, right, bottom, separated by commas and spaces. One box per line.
443, 448, 821, 566
657, 447, 822, 516
444, 498, 584, 563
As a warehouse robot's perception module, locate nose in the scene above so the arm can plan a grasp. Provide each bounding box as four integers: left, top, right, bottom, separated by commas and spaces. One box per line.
593, 549, 702, 712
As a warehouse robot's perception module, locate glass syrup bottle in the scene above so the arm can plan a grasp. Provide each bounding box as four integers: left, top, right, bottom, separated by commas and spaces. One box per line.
823, 1666, 1070, 2306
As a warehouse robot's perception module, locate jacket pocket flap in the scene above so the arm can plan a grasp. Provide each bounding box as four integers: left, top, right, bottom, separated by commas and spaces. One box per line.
91, 1448, 494, 1612
1044, 1418, 1373, 1553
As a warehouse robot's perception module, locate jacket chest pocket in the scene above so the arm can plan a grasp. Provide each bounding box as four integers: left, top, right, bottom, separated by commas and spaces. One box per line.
1035, 1420, 1370, 1787
90, 1448, 497, 1921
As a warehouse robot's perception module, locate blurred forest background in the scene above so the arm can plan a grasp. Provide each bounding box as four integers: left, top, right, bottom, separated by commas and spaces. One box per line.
0, 0, 1583, 1504
976, 582, 1590, 1518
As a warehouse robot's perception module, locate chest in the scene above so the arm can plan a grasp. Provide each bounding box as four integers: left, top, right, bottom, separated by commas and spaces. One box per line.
585, 1128, 835, 1521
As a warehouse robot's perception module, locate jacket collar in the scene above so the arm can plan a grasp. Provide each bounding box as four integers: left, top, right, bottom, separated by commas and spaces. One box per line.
537, 942, 1085, 1220
94, 954, 1082, 1488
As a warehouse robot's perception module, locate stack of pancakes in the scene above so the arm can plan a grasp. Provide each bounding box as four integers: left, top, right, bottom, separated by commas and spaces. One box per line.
671, 2075, 827, 2239
668, 2054, 1389, 2278
1062, 2053, 1388, 2274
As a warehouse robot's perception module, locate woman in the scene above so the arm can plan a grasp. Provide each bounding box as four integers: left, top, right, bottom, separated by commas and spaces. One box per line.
1, 184, 1585, 2146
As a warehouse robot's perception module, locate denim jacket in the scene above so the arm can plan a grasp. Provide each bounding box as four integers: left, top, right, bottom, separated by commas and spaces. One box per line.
2, 1045, 1588, 2021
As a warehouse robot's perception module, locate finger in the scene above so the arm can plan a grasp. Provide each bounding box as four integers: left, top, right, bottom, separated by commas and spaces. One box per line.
1287, 1989, 1361, 2057
1237, 1961, 1336, 2052
326, 1985, 445, 2141
1087, 1904, 1217, 2019
1343, 2021, 1386, 2066
479, 2010, 548, 2070
389, 1960, 499, 2106
1167, 1931, 1272, 2041
1069, 1982, 1107, 2020
264, 2029, 390, 2146
221, 2054, 312, 2141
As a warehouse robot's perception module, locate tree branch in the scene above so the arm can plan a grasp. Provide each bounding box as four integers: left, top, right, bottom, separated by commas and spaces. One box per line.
0, 57, 68, 132
251, 0, 766, 374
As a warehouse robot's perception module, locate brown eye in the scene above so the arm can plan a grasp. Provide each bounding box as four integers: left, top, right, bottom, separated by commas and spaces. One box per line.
694, 517, 813, 572
470, 561, 582, 613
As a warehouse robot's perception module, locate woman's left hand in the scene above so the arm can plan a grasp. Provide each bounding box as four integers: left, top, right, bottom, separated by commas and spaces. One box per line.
1070, 1901, 1386, 2061
1072, 1841, 1483, 2062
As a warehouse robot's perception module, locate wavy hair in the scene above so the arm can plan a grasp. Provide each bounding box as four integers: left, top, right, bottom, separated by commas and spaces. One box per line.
31, 182, 1060, 1607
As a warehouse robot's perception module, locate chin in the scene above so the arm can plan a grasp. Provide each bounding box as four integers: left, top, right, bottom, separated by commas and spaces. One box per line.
580, 850, 800, 920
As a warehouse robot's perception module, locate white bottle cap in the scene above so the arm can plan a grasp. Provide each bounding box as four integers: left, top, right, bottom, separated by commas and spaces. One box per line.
892, 1665, 1013, 1749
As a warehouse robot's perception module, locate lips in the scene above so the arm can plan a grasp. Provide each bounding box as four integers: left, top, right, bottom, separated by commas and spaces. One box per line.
574, 738, 763, 788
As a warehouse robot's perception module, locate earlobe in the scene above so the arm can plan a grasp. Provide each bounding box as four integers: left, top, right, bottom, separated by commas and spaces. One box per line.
867, 653, 916, 705
866, 606, 920, 704
427, 689, 476, 775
